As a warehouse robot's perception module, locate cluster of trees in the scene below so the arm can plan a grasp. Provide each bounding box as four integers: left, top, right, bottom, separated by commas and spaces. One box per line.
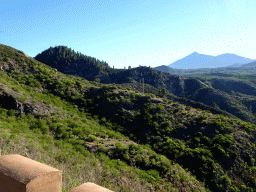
34, 46, 110, 75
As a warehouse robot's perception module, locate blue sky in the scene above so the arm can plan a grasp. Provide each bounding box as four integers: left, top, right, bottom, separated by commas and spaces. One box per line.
1, 0, 256, 69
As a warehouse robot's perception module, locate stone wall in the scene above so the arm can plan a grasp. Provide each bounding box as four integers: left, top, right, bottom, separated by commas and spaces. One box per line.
0, 150, 113, 192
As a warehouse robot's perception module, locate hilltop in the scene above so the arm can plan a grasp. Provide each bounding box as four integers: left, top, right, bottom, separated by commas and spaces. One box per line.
0, 43, 256, 191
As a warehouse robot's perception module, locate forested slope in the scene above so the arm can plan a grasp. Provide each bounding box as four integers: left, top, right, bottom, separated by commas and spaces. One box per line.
0, 43, 256, 191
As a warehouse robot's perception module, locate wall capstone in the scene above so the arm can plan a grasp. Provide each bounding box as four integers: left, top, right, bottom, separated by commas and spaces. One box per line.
0, 151, 114, 192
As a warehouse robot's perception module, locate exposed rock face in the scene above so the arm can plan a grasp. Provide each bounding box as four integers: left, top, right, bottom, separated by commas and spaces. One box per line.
0, 83, 58, 116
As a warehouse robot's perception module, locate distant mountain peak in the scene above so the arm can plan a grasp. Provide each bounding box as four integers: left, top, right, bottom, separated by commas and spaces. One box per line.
188, 52, 212, 58
189, 51, 200, 56
168, 52, 255, 69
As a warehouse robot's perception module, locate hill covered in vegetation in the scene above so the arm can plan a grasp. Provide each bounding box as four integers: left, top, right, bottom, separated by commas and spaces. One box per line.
0, 43, 256, 191
34, 45, 256, 127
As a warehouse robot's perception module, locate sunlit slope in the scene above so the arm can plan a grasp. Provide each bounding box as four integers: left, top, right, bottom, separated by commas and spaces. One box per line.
0, 43, 256, 191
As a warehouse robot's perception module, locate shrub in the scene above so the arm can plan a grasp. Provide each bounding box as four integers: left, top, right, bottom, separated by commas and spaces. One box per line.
9, 133, 18, 139
143, 112, 153, 121
61, 131, 70, 139
74, 144, 90, 156
156, 103, 164, 110
181, 111, 187, 116
102, 84, 110, 90
176, 123, 183, 128
143, 156, 150, 165
33, 128, 42, 135
40, 125, 49, 134
19, 96, 28, 102
29, 118, 49, 134
88, 135, 97, 142
101, 117, 107, 123
194, 137, 200, 143
7, 109, 16, 117
198, 112, 207, 120
213, 134, 234, 146
49, 123, 58, 131
160, 121, 171, 128
147, 169, 160, 181
55, 124, 67, 135
135, 154, 143, 164
0, 130, 10, 139
97, 140, 105, 145
72, 127, 83, 136
98, 146, 108, 153
123, 151, 130, 160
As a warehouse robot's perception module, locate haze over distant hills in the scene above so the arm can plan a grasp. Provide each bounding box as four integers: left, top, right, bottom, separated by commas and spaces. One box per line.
168, 52, 255, 69
241, 60, 256, 68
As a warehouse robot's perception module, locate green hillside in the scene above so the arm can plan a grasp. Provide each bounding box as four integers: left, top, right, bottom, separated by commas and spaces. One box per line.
33, 45, 256, 127
1, 43, 256, 191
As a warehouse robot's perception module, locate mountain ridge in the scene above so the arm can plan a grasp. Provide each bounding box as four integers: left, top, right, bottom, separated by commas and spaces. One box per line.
168, 52, 255, 69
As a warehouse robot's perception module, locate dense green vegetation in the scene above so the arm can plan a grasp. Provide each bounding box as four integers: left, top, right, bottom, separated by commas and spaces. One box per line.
1, 43, 256, 191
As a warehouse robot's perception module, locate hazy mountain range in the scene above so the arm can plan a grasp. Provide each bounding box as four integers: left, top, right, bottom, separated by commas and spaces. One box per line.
167, 51, 255, 69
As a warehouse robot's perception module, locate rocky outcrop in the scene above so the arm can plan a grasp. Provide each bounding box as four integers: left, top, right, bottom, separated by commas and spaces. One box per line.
0, 83, 58, 117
